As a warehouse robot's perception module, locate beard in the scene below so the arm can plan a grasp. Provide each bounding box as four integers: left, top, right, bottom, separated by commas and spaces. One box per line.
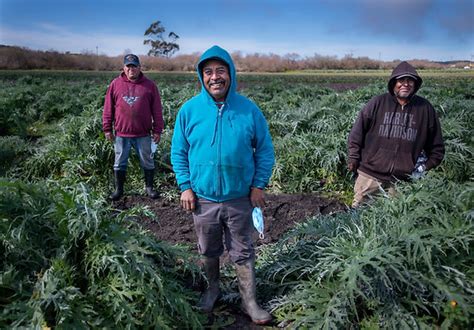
395, 90, 414, 100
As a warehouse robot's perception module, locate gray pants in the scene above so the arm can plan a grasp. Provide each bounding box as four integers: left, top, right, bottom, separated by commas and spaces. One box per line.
113, 136, 154, 171
193, 197, 254, 264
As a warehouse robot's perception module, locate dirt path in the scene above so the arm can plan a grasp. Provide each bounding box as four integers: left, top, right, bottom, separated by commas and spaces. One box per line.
115, 193, 345, 248
114, 193, 346, 328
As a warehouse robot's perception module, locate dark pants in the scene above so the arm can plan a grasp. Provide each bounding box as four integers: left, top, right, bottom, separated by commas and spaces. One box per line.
193, 197, 254, 264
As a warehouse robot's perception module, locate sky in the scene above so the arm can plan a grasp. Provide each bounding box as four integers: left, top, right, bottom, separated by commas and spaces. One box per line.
1, 0, 473, 62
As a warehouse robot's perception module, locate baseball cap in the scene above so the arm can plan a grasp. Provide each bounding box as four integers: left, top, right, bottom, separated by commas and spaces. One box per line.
395, 73, 418, 81
124, 54, 140, 66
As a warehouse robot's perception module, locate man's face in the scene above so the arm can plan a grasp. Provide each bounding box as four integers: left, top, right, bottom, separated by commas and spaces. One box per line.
394, 77, 416, 99
124, 64, 141, 81
202, 60, 230, 102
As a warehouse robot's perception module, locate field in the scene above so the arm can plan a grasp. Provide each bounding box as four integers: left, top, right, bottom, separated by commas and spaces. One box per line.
1, 70, 473, 328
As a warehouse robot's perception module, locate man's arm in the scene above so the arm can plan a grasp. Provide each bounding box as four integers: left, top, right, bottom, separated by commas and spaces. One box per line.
151, 83, 164, 137
103, 82, 116, 141
251, 107, 275, 206
347, 101, 373, 173
171, 110, 192, 192
171, 109, 196, 211
424, 108, 445, 170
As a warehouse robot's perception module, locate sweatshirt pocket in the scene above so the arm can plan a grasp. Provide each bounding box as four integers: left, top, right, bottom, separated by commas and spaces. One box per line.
190, 164, 217, 197
220, 164, 249, 197
392, 152, 415, 177
365, 147, 395, 175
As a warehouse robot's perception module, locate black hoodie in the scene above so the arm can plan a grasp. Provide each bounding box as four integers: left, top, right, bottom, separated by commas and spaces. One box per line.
347, 61, 445, 182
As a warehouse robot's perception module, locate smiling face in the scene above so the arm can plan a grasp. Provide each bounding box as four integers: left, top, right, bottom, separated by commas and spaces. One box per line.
123, 64, 141, 81
393, 77, 416, 104
201, 59, 230, 102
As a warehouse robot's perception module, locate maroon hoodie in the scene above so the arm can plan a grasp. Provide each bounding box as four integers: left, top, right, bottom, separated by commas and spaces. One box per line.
103, 72, 164, 137
348, 61, 445, 182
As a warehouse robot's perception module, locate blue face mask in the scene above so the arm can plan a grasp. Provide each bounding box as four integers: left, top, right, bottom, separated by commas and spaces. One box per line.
151, 141, 157, 158
252, 207, 265, 239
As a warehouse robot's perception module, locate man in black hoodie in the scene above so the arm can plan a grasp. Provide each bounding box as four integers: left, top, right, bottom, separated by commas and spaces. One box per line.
347, 61, 445, 207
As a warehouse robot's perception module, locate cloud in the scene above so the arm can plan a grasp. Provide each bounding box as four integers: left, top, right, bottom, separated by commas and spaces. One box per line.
180, 35, 470, 61
326, 0, 473, 44
437, 0, 474, 41
1, 19, 471, 61
357, 0, 434, 41
0, 24, 148, 56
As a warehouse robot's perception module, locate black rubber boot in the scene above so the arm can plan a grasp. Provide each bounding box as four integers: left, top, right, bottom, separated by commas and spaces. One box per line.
144, 169, 159, 199
235, 259, 272, 325
110, 170, 126, 201
198, 257, 221, 313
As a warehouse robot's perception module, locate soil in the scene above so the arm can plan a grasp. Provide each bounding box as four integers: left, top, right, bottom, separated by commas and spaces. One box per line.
114, 193, 347, 329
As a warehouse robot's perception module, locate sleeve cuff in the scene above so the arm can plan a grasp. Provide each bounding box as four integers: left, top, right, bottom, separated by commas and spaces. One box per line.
251, 180, 266, 190
179, 182, 191, 192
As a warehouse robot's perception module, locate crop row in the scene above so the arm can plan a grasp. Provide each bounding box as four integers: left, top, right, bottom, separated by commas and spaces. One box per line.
1, 72, 473, 328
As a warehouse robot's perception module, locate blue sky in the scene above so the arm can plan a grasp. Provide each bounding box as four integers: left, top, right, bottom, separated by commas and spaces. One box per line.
1, 0, 473, 61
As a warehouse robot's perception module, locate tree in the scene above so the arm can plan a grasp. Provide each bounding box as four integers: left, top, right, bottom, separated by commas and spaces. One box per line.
144, 20, 180, 58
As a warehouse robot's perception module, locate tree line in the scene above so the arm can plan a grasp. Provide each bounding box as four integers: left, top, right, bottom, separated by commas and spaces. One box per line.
0, 45, 468, 72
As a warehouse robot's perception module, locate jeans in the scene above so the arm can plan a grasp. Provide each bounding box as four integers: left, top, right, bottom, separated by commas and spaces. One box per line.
113, 136, 154, 171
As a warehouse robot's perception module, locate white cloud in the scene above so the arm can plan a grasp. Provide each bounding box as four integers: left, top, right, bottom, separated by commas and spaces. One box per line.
1, 24, 471, 61
0, 24, 149, 56
181, 36, 471, 61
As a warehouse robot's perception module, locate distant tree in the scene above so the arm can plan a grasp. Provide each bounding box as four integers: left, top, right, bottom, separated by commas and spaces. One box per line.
144, 20, 179, 58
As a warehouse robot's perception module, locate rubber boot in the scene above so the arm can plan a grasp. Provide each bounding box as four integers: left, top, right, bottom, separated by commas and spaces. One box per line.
109, 170, 126, 201
198, 257, 221, 313
235, 259, 272, 325
144, 169, 159, 199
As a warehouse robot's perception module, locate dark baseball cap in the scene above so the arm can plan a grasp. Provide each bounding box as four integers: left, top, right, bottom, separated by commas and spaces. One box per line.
395, 73, 418, 81
124, 54, 140, 66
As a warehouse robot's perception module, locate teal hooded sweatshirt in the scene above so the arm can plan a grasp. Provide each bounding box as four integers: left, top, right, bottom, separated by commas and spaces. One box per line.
171, 45, 275, 202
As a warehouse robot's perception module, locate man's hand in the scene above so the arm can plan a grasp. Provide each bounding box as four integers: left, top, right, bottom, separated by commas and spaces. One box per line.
180, 189, 196, 211
347, 159, 359, 173
250, 187, 265, 208
105, 132, 115, 142
152, 133, 161, 143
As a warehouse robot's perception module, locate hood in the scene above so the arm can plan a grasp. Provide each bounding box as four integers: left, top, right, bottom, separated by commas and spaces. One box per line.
388, 61, 423, 96
196, 45, 237, 101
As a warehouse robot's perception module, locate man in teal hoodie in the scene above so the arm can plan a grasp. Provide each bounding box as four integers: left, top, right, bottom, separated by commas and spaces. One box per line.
171, 46, 274, 325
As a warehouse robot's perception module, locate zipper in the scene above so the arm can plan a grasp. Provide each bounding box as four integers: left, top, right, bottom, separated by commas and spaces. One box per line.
388, 104, 402, 174
217, 104, 224, 198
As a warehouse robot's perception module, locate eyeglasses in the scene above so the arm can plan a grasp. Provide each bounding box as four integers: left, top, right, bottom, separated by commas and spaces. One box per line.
396, 77, 415, 85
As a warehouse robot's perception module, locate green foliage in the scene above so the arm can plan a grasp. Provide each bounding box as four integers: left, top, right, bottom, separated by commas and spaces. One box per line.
257, 175, 474, 328
0, 75, 106, 137
0, 136, 29, 176
4, 72, 471, 197
20, 103, 113, 190
1, 71, 473, 328
0, 179, 204, 328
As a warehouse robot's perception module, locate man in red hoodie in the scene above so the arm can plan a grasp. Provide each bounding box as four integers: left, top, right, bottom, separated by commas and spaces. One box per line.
347, 61, 444, 208
103, 54, 164, 201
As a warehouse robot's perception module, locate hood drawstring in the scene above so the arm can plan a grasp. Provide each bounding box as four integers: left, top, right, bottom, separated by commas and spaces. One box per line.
210, 102, 226, 146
